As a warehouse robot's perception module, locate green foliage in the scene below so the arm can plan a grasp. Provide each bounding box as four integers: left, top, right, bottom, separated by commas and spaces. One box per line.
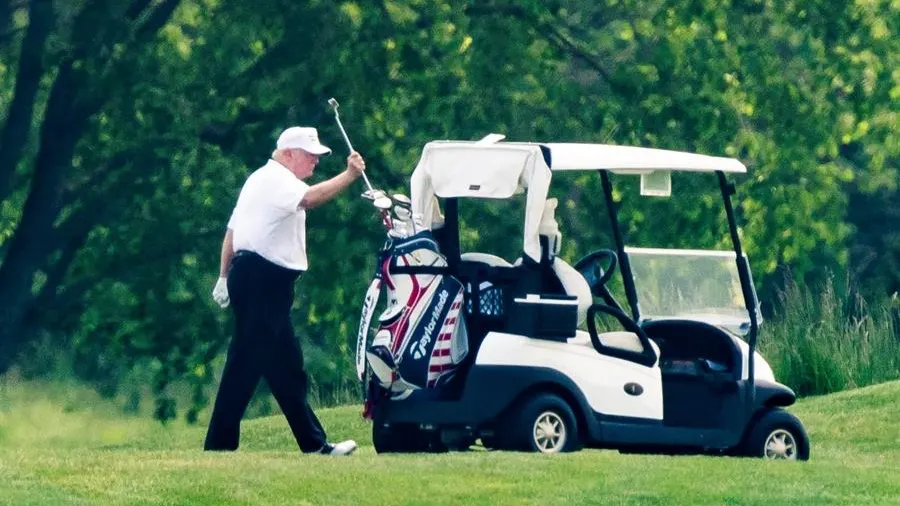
0, 0, 897, 421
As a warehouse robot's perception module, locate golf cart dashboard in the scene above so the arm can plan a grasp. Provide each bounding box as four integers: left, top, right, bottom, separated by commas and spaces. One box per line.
641, 319, 740, 380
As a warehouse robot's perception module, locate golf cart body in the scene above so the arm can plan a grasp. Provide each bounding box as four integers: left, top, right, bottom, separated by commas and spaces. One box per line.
363, 139, 809, 459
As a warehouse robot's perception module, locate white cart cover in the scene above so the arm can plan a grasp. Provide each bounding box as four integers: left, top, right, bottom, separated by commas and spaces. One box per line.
410, 142, 552, 263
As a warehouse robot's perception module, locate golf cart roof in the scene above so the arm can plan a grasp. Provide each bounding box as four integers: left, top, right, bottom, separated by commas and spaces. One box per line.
543, 143, 746, 174
410, 140, 746, 262
411, 140, 746, 174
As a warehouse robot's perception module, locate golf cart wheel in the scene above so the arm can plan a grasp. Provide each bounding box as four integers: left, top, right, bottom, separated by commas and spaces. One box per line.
510, 394, 581, 453
740, 408, 810, 461
373, 423, 447, 454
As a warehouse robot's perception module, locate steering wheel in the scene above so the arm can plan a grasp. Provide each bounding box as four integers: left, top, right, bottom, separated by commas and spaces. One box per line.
573, 249, 618, 295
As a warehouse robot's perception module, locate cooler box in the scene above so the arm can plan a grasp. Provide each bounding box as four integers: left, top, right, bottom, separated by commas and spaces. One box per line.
508, 293, 578, 341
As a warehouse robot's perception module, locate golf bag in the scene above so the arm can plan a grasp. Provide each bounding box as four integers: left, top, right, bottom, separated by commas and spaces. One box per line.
356, 230, 469, 409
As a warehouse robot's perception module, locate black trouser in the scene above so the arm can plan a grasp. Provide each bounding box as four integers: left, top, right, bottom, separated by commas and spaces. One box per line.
204, 251, 327, 452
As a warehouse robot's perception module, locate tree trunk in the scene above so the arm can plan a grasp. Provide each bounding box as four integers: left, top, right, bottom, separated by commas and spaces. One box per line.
0, 60, 86, 374
0, 0, 54, 202
0, 0, 183, 374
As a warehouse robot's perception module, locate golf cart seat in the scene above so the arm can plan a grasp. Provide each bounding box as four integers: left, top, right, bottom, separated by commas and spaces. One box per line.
458, 249, 591, 326
528, 198, 593, 325
551, 258, 592, 325
460, 252, 512, 268
511, 251, 592, 327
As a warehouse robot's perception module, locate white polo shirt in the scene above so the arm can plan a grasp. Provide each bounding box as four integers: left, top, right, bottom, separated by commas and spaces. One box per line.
228, 159, 311, 271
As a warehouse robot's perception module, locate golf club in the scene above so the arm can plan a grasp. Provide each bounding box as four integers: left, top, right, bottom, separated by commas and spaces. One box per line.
392, 194, 412, 208
327, 97, 392, 228
327, 97, 375, 193
392, 194, 415, 234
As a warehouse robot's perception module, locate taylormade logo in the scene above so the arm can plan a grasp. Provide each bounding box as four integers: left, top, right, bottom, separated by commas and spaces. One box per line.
357, 289, 376, 357
412, 290, 449, 360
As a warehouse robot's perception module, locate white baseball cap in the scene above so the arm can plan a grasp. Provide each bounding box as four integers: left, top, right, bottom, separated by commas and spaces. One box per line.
276, 126, 332, 156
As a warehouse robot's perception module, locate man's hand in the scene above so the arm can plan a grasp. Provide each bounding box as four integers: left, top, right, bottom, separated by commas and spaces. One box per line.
302, 152, 368, 209
346, 151, 366, 176
212, 277, 229, 308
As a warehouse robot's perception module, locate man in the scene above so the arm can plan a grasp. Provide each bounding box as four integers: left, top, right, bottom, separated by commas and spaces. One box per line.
206, 126, 364, 456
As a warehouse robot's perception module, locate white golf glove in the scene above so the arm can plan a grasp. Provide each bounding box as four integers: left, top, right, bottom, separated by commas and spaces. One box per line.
212, 277, 229, 308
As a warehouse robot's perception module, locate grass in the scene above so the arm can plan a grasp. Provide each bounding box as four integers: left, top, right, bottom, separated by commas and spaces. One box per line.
760, 276, 900, 396
2, 378, 900, 505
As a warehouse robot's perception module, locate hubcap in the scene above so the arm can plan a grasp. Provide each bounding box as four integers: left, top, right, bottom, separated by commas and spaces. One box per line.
532, 411, 566, 453
764, 429, 797, 460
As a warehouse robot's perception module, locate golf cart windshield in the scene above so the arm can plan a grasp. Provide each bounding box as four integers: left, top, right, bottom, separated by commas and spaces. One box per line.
626, 247, 760, 335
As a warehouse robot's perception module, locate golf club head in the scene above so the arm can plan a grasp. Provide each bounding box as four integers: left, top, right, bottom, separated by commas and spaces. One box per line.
392, 194, 412, 208
361, 188, 387, 201
393, 206, 412, 220
374, 196, 393, 211
327, 97, 339, 112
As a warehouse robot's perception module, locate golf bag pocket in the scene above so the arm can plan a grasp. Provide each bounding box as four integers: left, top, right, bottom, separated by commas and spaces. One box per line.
396, 276, 467, 389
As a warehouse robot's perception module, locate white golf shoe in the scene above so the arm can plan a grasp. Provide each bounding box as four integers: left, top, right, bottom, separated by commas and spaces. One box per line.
318, 440, 358, 456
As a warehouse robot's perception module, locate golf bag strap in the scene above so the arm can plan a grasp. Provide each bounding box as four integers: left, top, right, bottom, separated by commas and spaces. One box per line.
390, 265, 450, 275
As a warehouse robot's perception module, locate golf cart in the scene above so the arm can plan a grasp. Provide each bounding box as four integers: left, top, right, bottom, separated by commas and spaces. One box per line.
357, 137, 810, 460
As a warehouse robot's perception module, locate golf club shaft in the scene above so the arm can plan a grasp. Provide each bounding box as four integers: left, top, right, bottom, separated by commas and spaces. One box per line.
333, 111, 375, 192
359, 168, 375, 192
334, 112, 354, 152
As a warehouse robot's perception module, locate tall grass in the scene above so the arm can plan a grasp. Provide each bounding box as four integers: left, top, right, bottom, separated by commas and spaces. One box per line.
759, 275, 900, 396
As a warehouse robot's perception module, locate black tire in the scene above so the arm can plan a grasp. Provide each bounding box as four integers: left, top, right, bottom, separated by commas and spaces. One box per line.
479, 429, 509, 450
507, 394, 581, 453
372, 423, 446, 454
739, 408, 810, 461
372, 423, 429, 453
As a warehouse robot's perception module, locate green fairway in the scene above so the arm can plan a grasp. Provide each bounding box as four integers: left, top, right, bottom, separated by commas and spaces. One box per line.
2, 379, 899, 506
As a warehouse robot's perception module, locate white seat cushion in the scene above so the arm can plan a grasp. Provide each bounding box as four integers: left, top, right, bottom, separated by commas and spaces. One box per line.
569, 330, 658, 363
460, 252, 513, 267
551, 258, 592, 325
568, 330, 645, 353
597, 331, 645, 354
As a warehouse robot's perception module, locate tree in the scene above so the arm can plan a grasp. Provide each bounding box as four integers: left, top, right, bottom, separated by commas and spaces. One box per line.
0, 0, 183, 374
0, 0, 896, 422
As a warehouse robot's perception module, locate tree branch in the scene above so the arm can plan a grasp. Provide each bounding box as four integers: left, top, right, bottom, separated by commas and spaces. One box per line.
126, 0, 154, 20
59, 151, 134, 208
136, 0, 180, 38
33, 219, 92, 310
73, 0, 182, 120
0, 26, 25, 46
465, 3, 631, 97
32, 153, 158, 318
